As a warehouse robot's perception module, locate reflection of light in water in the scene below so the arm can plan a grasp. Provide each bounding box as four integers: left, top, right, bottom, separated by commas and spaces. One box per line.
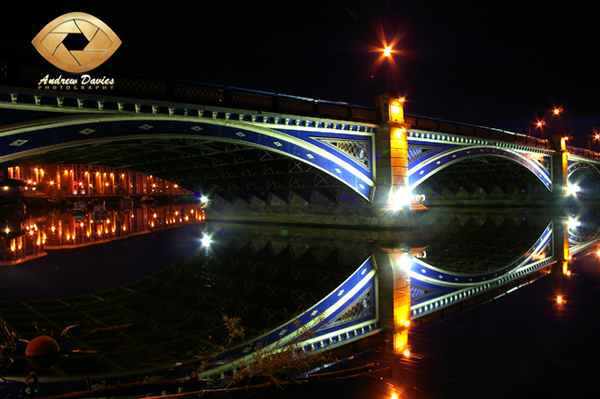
567, 218, 581, 230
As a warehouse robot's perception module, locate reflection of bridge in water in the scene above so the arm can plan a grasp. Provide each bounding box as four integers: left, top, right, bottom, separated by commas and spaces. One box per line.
2, 207, 599, 396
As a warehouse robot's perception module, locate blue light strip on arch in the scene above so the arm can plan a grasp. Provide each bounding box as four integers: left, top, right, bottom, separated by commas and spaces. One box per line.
408, 222, 554, 318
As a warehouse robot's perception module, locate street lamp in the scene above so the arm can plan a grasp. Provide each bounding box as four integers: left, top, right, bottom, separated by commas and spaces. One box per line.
530, 120, 545, 137
382, 45, 393, 93
530, 106, 563, 138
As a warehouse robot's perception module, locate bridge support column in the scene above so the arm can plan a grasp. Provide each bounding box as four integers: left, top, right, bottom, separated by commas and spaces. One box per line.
373, 94, 426, 213
550, 134, 569, 198
375, 249, 412, 355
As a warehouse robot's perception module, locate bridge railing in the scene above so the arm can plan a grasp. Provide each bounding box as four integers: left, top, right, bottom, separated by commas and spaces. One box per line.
1, 60, 593, 155
405, 114, 552, 149
566, 145, 600, 161
0, 61, 380, 124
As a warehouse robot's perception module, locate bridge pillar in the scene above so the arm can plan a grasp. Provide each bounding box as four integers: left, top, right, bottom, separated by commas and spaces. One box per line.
373, 94, 425, 212
375, 248, 412, 355
550, 134, 569, 198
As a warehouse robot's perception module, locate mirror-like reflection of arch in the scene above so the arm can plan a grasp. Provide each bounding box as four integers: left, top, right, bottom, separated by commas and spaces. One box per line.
409, 210, 557, 322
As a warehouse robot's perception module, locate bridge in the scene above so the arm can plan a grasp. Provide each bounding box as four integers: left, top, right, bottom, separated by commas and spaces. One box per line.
2, 62, 600, 396
2, 62, 600, 227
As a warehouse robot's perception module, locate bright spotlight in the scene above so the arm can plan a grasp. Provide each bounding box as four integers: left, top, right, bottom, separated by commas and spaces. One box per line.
389, 187, 412, 210
200, 234, 212, 247
200, 195, 209, 204
566, 184, 580, 196
396, 252, 413, 271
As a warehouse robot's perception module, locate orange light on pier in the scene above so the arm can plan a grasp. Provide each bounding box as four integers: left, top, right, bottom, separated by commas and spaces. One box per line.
556, 295, 563, 304
384, 46, 392, 57
389, 98, 405, 123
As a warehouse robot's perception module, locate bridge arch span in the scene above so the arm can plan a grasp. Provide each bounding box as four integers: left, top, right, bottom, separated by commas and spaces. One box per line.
408, 145, 552, 192
0, 113, 376, 201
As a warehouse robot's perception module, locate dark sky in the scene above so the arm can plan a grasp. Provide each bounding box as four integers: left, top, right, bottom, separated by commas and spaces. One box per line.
2, 1, 600, 144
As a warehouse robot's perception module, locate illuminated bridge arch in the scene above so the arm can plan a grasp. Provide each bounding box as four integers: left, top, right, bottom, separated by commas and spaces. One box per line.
407, 144, 552, 192
0, 91, 377, 201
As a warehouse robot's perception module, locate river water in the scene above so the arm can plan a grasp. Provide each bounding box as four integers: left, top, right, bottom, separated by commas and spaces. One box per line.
1, 203, 599, 398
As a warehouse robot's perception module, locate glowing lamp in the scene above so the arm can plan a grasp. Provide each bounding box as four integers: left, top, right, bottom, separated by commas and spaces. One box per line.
566, 185, 580, 196
201, 235, 212, 247
389, 99, 404, 122
389, 187, 412, 210
393, 126, 407, 138
394, 253, 413, 271
384, 46, 392, 57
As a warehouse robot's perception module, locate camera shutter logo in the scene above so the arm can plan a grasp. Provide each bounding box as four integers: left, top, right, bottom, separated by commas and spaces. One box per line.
32, 12, 121, 74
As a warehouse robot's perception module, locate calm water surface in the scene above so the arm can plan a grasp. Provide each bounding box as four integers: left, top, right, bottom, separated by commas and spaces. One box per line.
1, 205, 599, 398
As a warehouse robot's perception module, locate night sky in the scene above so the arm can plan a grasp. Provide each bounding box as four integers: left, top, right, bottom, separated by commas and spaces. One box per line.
2, 1, 600, 145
